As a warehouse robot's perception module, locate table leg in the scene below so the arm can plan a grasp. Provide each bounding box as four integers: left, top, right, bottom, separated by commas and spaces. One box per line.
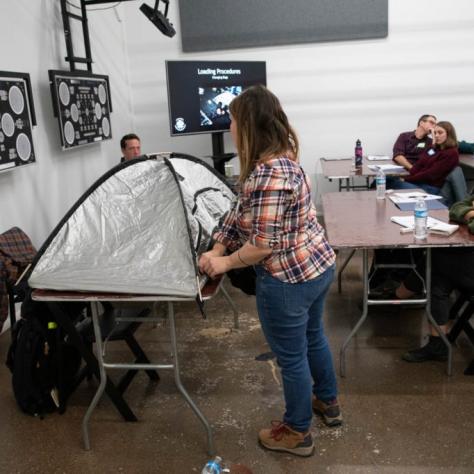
220, 283, 239, 329
167, 302, 215, 456
340, 248, 369, 377
338, 249, 356, 293
423, 248, 453, 376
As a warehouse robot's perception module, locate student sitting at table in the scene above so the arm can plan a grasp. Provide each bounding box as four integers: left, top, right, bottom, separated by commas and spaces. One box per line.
395, 194, 474, 363
386, 121, 459, 195
393, 114, 437, 170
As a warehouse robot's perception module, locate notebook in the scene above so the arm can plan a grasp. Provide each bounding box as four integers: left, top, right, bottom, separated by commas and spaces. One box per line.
390, 216, 459, 236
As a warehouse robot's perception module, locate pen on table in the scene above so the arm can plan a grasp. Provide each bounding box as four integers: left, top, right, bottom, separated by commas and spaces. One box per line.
400, 227, 413, 234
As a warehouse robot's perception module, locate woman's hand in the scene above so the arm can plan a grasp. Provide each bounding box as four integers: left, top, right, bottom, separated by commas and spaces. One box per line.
198, 252, 231, 279
464, 209, 474, 222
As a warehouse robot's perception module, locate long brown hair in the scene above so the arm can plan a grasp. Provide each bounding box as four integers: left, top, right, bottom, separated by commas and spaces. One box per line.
229, 85, 299, 182
435, 121, 457, 149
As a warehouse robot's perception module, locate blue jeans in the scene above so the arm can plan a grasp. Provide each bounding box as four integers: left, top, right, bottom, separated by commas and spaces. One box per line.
385, 176, 440, 195
255, 264, 337, 432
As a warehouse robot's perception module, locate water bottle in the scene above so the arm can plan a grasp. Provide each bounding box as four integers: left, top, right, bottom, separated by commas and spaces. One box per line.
355, 139, 363, 167
375, 168, 386, 199
202, 456, 223, 474
414, 197, 428, 239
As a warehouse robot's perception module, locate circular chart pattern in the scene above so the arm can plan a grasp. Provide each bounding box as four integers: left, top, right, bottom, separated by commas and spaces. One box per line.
1, 113, 15, 137
98, 84, 107, 104
95, 102, 102, 120
16, 133, 31, 161
59, 81, 70, 106
64, 121, 75, 145
9, 86, 25, 115
101, 117, 110, 137
71, 103, 79, 122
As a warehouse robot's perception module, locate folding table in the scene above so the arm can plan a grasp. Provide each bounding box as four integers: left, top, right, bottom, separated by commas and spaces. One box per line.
32, 275, 238, 454
322, 191, 474, 376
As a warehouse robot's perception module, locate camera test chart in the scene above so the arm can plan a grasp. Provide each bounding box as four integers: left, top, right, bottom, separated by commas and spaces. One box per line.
0, 71, 37, 173
49, 70, 113, 150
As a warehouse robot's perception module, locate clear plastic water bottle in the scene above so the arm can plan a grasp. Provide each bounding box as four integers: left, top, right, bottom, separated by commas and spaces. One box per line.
355, 139, 363, 167
414, 197, 428, 239
375, 168, 386, 199
202, 456, 223, 474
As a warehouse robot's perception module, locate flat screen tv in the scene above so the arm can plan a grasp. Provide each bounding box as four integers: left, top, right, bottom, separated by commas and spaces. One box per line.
165, 60, 266, 137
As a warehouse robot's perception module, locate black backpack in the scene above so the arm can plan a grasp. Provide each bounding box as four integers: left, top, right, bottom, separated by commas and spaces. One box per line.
6, 291, 83, 417
6, 317, 58, 416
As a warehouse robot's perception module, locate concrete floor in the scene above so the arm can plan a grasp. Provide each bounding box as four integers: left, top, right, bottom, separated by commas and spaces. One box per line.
0, 250, 473, 473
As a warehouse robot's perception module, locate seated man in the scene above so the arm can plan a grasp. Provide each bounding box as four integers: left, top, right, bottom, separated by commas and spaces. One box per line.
393, 114, 436, 170
397, 194, 474, 362
120, 133, 141, 162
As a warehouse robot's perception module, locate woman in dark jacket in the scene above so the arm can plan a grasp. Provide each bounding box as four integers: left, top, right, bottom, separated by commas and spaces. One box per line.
387, 121, 459, 194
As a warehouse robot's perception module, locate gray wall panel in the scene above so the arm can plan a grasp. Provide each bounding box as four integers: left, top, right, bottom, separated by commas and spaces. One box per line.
179, 0, 388, 52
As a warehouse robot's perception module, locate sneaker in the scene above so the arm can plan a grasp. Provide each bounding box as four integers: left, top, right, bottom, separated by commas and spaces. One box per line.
402, 336, 448, 362
312, 397, 343, 427
258, 421, 314, 457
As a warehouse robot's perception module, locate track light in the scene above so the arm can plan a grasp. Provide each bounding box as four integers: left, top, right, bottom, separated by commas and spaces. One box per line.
140, 0, 176, 37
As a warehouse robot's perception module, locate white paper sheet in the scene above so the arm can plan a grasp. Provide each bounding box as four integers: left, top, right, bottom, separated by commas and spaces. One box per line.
389, 192, 443, 204
390, 215, 459, 235
367, 155, 390, 161
368, 164, 405, 173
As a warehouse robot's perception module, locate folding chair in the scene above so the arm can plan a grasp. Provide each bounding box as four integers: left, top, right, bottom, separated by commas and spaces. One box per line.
0, 227, 36, 336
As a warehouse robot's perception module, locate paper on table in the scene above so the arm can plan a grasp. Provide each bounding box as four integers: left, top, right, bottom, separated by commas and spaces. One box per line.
390, 216, 459, 236
389, 191, 443, 204
368, 164, 405, 173
367, 155, 390, 161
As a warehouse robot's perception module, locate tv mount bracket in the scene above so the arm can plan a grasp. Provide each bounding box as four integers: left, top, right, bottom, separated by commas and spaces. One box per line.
60, 0, 135, 72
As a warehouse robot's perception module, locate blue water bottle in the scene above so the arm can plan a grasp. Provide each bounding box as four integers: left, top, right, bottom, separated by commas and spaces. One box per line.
202, 456, 223, 474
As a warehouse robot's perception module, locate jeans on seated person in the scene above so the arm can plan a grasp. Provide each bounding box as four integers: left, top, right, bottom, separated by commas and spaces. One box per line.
255, 264, 337, 433
404, 248, 474, 326
385, 176, 440, 195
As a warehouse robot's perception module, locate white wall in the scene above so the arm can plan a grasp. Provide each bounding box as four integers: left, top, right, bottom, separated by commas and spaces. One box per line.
124, 0, 474, 204
0, 1, 135, 246
1, 0, 474, 247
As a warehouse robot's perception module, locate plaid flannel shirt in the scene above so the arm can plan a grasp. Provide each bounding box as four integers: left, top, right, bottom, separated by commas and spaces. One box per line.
214, 157, 335, 283
0, 227, 36, 330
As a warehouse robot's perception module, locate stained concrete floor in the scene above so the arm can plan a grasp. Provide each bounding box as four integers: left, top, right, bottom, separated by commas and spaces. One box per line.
0, 250, 473, 473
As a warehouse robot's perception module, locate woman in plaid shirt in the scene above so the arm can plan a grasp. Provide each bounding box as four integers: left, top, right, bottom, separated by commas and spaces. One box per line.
199, 85, 341, 457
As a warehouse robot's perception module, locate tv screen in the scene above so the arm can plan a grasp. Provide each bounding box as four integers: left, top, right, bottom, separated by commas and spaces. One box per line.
166, 60, 266, 137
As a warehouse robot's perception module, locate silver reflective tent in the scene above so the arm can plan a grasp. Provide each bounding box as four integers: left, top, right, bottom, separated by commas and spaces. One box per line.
28, 153, 234, 297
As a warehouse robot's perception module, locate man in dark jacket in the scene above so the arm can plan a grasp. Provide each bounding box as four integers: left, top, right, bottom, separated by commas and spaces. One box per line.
393, 114, 437, 170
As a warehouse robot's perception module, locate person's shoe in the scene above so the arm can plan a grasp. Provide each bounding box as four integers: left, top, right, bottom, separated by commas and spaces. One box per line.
401, 336, 448, 362
258, 421, 314, 457
312, 397, 343, 427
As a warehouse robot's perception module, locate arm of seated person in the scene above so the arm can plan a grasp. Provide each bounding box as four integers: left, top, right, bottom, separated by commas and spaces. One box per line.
464, 209, 474, 222
449, 197, 474, 223
393, 154, 413, 170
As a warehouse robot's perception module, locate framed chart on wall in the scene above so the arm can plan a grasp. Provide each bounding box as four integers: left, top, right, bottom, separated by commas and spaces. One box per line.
0, 71, 37, 173
48, 70, 113, 150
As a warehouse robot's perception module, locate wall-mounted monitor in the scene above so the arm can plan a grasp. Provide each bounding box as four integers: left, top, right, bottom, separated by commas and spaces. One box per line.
0, 71, 37, 173
166, 60, 266, 137
48, 70, 113, 150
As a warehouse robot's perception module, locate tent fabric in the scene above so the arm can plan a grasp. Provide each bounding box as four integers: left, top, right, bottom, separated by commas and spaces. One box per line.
28, 154, 234, 297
